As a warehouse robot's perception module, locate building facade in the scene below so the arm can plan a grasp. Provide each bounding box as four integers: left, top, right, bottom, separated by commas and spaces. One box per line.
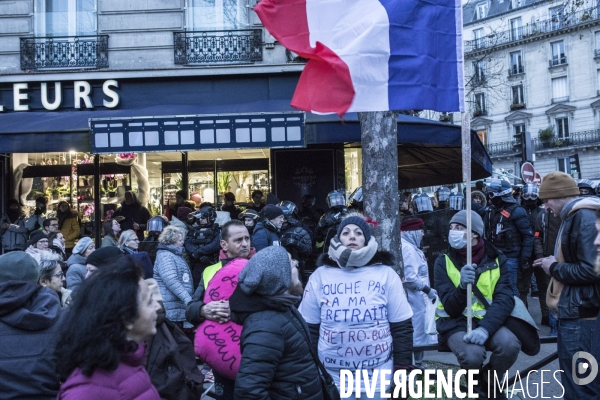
463, 0, 600, 181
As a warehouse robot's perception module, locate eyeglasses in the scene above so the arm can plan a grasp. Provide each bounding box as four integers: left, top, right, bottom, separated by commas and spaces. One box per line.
51, 271, 64, 279
49, 224, 59, 227
522, 193, 538, 200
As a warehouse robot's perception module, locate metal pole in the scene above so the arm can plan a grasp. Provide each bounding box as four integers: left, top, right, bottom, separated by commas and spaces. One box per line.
182, 152, 189, 198
461, 113, 473, 333
94, 154, 101, 249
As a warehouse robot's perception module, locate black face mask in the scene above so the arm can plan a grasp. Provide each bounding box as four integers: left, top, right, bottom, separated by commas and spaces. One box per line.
524, 199, 538, 208
490, 196, 504, 207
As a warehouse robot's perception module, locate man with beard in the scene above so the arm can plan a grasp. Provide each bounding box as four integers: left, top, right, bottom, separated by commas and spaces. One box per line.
534, 172, 600, 399
0, 199, 30, 253
186, 220, 255, 400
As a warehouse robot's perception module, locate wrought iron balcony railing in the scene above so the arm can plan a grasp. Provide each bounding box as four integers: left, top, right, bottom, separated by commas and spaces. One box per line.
20, 35, 108, 70
549, 56, 567, 67
508, 64, 524, 75
485, 129, 600, 156
174, 30, 262, 65
465, 6, 600, 54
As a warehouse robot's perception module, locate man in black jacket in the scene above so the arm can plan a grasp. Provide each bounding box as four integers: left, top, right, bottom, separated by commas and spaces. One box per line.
0, 251, 62, 399
435, 210, 520, 397
483, 179, 534, 297
229, 246, 323, 399
535, 172, 600, 400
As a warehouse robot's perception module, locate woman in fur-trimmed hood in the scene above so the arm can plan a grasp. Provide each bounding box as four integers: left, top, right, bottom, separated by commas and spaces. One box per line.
298, 214, 414, 396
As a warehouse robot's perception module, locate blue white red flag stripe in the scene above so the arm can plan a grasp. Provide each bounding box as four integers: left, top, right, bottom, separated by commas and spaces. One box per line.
255, 0, 465, 116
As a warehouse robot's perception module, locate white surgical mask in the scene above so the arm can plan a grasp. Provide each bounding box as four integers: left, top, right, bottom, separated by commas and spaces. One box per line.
448, 230, 467, 249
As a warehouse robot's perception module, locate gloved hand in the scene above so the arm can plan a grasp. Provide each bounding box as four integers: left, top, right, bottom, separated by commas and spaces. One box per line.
459, 264, 476, 289
521, 258, 531, 271
426, 288, 438, 300
463, 327, 489, 345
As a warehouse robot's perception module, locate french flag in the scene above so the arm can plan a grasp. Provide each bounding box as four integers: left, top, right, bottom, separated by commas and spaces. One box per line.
255, 0, 465, 116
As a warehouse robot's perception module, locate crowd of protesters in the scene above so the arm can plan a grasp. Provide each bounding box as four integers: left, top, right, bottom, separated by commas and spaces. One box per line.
1, 173, 600, 400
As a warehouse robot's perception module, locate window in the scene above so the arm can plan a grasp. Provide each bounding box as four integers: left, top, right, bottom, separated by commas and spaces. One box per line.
473, 28, 484, 48
514, 124, 526, 142
550, 41, 566, 66
474, 93, 486, 115
550, 6, 565, 30
473, 60, 485, 84
555, 117, 569, 138
510, 17, 523, 40
34, 0, 96, 36
557, 157, 570, 173
476, 3, 488, 19
595, 31, 600, 56
509, 51, 523, 75
187, 0, 249, 30
477, 129, 488, 145
512, 85, 524, 105
597, 69, 600, 94
552, 76, 568, 102
510, 0, 521, 9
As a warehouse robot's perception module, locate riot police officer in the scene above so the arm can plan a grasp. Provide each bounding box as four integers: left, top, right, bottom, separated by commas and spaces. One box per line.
184, 206, 222, 289
483, 179, 534, 297
315, 191, 348, 253
347, 187, 364, 212
298, 194, 323, 232
577, 179, 596, 197
139, 215, 169, 263
435, 187, 451, 209
238, 209, 260, 235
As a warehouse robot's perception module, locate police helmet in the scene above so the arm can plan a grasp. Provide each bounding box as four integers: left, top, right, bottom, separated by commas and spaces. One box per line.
326, 191, 346, 209
521, 183, 539, 200
348, 187, 363, 205
147, 215, 169, 233
577, 179, 596, 196
278, 200, 299, 218
188, 205, 217, 226
436, 187, 451, 203
485, 178, 513, 198
301, 194, 316, 209
448, 192, 465, 210
412, 193, 434, 213
238, 208, 260, 223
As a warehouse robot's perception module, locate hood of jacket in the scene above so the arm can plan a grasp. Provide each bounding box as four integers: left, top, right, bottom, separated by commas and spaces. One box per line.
0, 281, 61, 330
157, 243, 183, 256
229, 285, 298, 324
316, 249, 394, 268
561, 196, 600, 220
67, 253, 87, 267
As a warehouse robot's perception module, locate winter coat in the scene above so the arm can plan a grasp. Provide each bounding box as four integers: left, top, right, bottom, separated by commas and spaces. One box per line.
483, 200, 534, 260
0, 212, 29, 251
146, 317, 204, 400
61, 217, 80, 249
101, 235, 119, 248
66, 253, 87, 292
220, 204, 242, 221
533, 208, 561, 259
434, 240, 514, 344
57, 342, 160, 400
25, 246, 49, 265
184, 224, 221, 265
154, 244, 194, 322
252, 221, 281, 251
114, 203, 151, 241
0, 281, 62, 400
550, 197, 600, 319
230, 288, 324, 400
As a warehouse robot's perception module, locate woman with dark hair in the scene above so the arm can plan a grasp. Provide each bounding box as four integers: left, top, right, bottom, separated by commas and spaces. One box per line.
48, 231, 66, 261
55, 258, 161, 399
56, 201, 80, 256
39, 256, 72, 308
114, 191, 151, 241
101, 218, 121, 248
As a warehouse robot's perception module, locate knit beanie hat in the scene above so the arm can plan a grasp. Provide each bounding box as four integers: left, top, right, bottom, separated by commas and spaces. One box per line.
0, 251, 40, 283
539, 171, 579, 200
336, 215, 371, 243
85, 246, 124, 268
401, 218, 425, 231
177, 207, 193, 221
72, 237, 94, 255
261, 204, 284, 221
238, 246, 291, 296
449, 210, 484, 237
26, 230, 48, 248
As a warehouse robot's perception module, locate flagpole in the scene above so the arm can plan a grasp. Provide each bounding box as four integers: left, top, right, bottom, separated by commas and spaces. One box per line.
461, 113, 473, 334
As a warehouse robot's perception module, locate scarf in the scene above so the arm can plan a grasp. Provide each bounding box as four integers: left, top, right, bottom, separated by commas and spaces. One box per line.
266, 293, 301, 307
327, 236, 379, 269
456, 238, 486, 265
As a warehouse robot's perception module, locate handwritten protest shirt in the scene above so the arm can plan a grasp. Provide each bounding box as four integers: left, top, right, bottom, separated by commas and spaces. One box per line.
299, 264, 413, 392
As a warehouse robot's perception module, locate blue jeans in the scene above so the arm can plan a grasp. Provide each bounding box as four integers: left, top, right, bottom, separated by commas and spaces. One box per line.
505, 258, 520, 297
557, 318, 598, 400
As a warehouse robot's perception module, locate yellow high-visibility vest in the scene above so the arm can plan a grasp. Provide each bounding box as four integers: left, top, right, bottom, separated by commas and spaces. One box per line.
202, 261, 222, 289
436, 255, 500, 320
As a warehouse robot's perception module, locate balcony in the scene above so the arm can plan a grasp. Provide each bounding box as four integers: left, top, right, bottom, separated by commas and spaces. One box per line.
473, 109, 488, 117
173, 30, 262, 65
549, 56, 567, 67
551, 96, 570, 104
464, 6, 600, 54
510, 102, 526, 110
20, 35, 108, 70
470, 74, 487, 85
595, 49, 600, 57
508, 64, 524, 76
485, 129, 600, 157
533, 129, 600, 150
